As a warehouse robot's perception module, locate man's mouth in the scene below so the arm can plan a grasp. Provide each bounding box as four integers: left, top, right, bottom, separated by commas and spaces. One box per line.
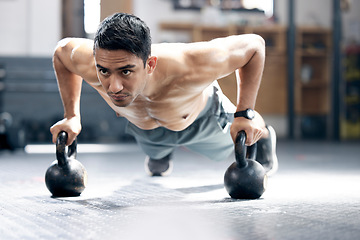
109, 94, 130, 101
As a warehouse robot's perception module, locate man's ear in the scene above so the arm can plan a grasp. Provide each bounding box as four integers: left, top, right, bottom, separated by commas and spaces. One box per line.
146, 56, 158, 74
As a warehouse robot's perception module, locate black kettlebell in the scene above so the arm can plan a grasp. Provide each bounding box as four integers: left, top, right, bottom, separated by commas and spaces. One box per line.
224, 131, 267, 199
45, 131, 87, 197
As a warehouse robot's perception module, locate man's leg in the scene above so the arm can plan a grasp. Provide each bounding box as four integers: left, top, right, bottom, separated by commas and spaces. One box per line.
144, 153, 173, 177
184, 84, 278, 176
256, 125, 278, 176
126, 123, 175, 176
184, 120, 234, 162
253, 111, 279, 176
134, 136, 175, 177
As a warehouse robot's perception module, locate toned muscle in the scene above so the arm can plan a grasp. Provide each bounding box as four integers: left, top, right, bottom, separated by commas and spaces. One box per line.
91, 44, 214, 131
57, 35, 264, 131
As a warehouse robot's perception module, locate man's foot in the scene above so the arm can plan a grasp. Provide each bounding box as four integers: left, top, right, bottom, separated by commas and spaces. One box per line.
144, 154, 173, 177
256, 125, 278, 176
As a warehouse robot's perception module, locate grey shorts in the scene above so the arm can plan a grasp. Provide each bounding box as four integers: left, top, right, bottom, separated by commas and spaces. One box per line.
125, 82, 236, 161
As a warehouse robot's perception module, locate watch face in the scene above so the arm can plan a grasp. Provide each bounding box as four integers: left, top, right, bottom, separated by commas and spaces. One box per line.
234, 109, 255, 119
247, 109, 255, 119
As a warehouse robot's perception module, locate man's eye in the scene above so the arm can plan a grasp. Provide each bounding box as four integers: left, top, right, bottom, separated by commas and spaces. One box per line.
99, 69, 109, 75
122, 70, 132, 76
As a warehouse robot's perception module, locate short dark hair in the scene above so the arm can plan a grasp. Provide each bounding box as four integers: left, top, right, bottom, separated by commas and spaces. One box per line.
93, 13, 152, 67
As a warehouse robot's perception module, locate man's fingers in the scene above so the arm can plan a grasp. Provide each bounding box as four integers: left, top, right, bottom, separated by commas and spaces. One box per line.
66, 133, 77, 146
245, 128, 264, 146
50, 126, 73, 146
50, 126, 60, 144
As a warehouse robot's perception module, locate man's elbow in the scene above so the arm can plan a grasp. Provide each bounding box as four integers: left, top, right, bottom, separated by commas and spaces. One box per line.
255, 34, 265, 46
250, 34, 265, 56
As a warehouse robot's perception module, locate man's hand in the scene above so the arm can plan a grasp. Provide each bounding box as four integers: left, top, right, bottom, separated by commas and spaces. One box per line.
50, 116, 82, 146
230, 112, 265, 146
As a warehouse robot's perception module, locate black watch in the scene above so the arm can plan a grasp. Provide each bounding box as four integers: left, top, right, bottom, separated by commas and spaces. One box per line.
234, 108, 255, 120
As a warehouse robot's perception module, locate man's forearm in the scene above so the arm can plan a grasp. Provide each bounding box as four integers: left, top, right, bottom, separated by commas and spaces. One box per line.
53, 53, 83, 119
236, 44, 265, 111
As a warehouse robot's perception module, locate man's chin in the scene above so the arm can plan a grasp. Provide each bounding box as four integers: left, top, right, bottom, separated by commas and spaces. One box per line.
113, 101, 131, 107
111, 98, 133, 107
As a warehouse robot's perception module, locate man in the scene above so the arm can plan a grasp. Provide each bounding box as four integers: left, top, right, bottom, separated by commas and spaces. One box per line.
50, 13, 278, 177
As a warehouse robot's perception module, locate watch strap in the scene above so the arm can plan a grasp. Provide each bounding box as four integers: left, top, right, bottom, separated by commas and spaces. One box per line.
234, 111, 247, 118
234, 108, 254, 120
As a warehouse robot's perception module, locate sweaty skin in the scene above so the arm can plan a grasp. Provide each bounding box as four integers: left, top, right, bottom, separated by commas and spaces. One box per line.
50, 35, 268, 146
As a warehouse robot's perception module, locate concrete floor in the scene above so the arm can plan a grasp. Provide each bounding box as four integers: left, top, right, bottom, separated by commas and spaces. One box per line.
0, 140, 360, 240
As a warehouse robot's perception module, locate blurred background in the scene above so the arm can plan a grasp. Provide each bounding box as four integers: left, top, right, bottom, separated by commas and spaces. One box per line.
0, 0, 359, 150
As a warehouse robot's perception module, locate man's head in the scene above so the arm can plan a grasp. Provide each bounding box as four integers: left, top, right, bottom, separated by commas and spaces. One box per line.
93, 12, 152, 67
93, 13, 157, 108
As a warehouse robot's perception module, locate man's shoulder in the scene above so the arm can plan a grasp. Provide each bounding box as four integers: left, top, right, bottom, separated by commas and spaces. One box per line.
152, 41, 213, 65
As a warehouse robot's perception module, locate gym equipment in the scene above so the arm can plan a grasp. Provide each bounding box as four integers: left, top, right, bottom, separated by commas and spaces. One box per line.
224, 131, 267, 199
45, 131, 87, 197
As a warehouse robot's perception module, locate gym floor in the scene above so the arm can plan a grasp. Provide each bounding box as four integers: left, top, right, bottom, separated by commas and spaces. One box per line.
0, 140, 359, 240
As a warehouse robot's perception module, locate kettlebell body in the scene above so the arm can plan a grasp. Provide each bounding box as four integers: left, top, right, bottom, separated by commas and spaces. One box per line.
45, 131, 87, 197
224, 160, 267, 199
224, 131, 267, 199
45, 158, 87, 197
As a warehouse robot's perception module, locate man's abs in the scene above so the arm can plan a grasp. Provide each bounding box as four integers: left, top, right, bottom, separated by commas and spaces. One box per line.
96, 88, 208, 132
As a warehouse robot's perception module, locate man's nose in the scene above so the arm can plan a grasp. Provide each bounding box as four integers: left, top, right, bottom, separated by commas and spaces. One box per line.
108, 76, 124, 93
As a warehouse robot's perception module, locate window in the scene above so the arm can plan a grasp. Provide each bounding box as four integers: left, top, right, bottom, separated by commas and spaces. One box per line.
174, 0, 273, 17
84, 0, 101, 35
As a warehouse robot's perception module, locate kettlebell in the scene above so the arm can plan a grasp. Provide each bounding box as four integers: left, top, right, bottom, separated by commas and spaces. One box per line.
45, 131, 87, 197
224, 131, 267, 199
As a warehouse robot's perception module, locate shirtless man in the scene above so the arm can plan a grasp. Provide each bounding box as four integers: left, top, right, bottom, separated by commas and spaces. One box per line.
50, 13, 278, 176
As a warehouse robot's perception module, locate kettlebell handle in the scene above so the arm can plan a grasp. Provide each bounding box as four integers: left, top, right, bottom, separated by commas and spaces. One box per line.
56, 131, 77, 167
235, 131, 257, 168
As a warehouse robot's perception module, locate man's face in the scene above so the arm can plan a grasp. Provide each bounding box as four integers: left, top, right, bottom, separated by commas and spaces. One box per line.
94, 48, 148, 107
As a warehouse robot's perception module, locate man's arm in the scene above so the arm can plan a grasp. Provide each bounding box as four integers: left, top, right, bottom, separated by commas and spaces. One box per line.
229, 35, 266, 146
186, 34, 266, 145
50, 38, 96, 145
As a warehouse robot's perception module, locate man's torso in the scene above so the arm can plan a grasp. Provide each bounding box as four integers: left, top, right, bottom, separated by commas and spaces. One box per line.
84, 42, 226, 131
